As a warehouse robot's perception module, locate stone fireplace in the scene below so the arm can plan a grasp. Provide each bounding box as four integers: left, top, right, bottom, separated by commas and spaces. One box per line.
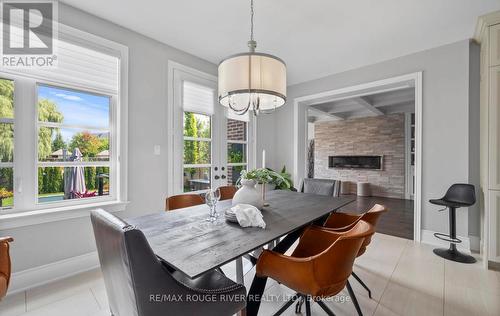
314, 113, 405, 198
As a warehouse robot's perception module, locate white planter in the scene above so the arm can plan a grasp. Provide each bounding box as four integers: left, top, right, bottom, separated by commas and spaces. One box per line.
232, 179, 263, 209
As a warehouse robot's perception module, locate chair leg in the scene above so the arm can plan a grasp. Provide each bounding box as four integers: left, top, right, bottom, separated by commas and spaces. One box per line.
246, 275, 268, 316
216, 267, 225, 275
271, 294, 299, 316
295, 295, 304, 313
316, 300, 336, 316
351, 271, 372, 299
305, 296, 311, 316
243, 253, 258, 266
346, 280, 363, 316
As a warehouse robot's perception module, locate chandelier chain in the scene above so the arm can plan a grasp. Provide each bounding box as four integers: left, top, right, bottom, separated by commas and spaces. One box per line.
250, 0, 254, 42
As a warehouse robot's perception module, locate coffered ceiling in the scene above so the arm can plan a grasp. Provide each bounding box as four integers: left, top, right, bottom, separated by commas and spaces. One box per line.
308, 87, 415, 122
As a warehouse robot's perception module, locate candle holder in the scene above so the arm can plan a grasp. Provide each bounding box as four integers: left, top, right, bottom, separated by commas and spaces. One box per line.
261, 183, 270, 207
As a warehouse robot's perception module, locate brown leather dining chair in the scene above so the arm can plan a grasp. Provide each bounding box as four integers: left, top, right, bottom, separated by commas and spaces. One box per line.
165, 194, 204, 211
218, 185, 238, 201
323, 204, 388, 299
0, 236, 14, 300
256, 220, 374, 316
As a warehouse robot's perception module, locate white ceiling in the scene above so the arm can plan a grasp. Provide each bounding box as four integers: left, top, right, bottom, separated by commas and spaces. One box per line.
61, 0, 500, 85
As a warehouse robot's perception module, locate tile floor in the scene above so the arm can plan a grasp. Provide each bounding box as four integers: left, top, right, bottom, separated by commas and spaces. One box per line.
1, 233, 499, 316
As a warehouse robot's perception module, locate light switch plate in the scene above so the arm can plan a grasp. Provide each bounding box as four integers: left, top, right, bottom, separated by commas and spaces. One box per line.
154, 145, 161, 155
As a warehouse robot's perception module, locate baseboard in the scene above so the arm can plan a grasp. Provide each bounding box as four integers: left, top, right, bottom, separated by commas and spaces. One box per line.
469, 235, 481, 253
488, 260, 500, 271
420, 229, 471, 254
8, 251, 99, 295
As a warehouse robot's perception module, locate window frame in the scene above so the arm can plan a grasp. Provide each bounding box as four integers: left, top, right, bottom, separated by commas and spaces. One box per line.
35, 82, 116, 207
0, 23, 128, 217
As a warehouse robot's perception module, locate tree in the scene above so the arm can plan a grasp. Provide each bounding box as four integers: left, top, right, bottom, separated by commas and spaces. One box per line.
0, 79, 14, 163
0, 80, 14, 200
228, 144, 243, 163
0, 79, 13, 118
69, 132, 102, 158
52, 132, 66, 151
98, 137, 109, 153
36, 99, 63, 195
85, 167, 96, 190
183, 112, 199, 176
38, 99, 63, 159
196, 116, 210, 164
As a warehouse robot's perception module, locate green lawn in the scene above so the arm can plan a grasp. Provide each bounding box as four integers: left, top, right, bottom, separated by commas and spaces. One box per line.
1, 196, 13, 207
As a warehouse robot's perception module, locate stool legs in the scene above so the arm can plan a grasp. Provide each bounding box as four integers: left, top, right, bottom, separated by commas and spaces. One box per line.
433, 207, 476, 264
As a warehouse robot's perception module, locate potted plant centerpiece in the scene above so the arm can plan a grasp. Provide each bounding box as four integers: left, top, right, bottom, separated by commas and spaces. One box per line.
233, 167, 294, 208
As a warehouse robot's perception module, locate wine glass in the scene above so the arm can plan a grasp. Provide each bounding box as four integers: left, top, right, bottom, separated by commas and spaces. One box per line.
205, 188, 221, 222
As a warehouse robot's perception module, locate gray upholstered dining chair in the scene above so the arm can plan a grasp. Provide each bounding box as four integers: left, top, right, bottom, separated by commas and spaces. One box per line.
300, 178, 341, 197
91, 209, 246, 316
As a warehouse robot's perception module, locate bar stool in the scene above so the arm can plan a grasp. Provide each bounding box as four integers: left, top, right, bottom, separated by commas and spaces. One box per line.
429, 183, 476, 263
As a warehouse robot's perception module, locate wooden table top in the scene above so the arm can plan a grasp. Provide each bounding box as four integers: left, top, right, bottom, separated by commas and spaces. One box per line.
127, 190, 355, 279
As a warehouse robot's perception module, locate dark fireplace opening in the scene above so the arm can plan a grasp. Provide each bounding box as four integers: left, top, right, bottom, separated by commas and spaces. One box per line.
328, 155, 383, 170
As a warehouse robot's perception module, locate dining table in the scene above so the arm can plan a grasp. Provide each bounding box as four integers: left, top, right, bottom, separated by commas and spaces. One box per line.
127, 190, 355, 316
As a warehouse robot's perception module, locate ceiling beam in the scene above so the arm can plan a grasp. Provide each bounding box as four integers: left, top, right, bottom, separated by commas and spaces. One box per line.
308, 107, 345, 120
352, 97, 384, 116
373, 94, 415, 108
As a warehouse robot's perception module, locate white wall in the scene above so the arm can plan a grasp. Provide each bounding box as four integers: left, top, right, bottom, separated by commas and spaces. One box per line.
256, 114, 277, 170
3, 3, 217, 273
266, 40, 479, 239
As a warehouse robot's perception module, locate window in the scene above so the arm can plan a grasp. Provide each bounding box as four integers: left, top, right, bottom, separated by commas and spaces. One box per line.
0, 79, 14, 209
226, 118, 248, 185
0, 26, 127, 214
37, 85, 111, 203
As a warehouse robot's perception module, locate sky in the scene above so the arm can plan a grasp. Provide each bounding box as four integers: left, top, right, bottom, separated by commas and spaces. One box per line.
38, 85, 110, 142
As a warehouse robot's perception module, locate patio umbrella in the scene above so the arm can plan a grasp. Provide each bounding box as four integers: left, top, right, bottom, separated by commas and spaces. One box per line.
69, 148, 86, 199
62, 149, 72, 199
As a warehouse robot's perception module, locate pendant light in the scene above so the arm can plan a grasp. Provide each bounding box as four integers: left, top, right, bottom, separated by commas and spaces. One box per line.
218, 0, 287, 116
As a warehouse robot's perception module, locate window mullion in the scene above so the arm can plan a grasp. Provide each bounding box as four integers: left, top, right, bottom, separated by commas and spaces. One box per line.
37, 121, 110, 132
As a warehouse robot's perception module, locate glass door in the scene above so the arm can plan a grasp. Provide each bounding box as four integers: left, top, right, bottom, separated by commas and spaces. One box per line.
182, 110, 213, 192
225, 115, 250, 186
174, 68, 254, 195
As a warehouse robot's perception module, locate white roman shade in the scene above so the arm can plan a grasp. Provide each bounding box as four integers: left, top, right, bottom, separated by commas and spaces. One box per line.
183, 81, 215, 115
1, 24, 120, 95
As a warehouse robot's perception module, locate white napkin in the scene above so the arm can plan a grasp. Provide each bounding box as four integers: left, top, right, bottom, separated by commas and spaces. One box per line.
231, 204, 266, 229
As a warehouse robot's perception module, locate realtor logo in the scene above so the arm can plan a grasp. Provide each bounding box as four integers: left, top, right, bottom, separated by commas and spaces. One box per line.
1, 0, 58, 67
